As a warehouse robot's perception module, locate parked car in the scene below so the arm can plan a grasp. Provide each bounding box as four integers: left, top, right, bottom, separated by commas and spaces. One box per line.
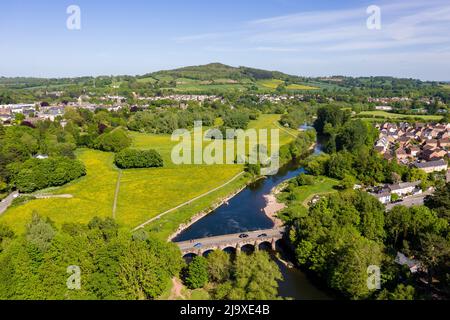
193, 243, 202, 248
257, 233, 268, 238
239, 233, 249, 238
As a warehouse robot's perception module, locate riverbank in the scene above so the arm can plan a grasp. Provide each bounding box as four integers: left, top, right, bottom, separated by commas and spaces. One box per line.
262, 191, 286, 228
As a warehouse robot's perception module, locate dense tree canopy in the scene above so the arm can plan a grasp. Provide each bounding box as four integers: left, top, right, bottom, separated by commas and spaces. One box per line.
212, 251, 282, 300
0, 215, 183, 300
289, 190, 386, 299
8, 157, 86, 193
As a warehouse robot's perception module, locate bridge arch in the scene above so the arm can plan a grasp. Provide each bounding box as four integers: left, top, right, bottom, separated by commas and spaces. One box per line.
240, 243, 255, 254
182, 252, 198, 262
258, 241, 273, 251
202, 249, 215, 257
222, 246, 237, 254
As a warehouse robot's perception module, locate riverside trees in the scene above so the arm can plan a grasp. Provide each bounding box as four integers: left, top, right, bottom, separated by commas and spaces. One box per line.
182, 250, 282, 300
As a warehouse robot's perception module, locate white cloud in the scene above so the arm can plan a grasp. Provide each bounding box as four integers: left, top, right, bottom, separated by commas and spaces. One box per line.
174, 0, 450, 79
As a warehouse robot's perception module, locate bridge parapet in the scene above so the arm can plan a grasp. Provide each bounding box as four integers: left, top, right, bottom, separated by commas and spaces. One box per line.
178, 228, 284, 256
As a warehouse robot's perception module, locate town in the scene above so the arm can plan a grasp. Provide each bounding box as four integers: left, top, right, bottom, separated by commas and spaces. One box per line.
375, 122, 449, 172
369, 122, 449, 206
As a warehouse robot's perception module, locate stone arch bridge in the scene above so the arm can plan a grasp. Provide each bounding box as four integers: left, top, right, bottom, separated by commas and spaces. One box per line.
175, 228, 285, 257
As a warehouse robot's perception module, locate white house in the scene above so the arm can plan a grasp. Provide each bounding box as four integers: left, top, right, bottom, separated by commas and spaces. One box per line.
372, 191, 391, 204
389, 181, 421, 196
375, 105, 393, 111
395, 252, 423, 273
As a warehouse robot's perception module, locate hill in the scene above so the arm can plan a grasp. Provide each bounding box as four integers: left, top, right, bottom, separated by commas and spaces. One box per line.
143, 62, 302, 82
0, 63, 445, 96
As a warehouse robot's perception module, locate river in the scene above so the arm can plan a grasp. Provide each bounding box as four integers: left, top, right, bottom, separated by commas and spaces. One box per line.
173, 126, 332, 300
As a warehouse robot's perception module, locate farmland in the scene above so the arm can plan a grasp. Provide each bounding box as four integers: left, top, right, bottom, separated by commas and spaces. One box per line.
286, 83, 319, 90
357, 110, 443, 121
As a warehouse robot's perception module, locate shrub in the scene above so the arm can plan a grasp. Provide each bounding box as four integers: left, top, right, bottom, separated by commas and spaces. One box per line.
296, 173, 315, 186
93, 127, 131, 152
10, 157, 86, 193
114, 149, 163, 169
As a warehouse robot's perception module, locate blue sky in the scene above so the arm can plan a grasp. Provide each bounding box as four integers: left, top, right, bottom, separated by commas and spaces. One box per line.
1, 0, 450, 80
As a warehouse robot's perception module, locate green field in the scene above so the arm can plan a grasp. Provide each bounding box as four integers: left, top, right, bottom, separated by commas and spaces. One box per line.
278, 176, 339, 217
258, 79, 284, 89
136, 76, 157, 84
257, 79, 319, 91
358, 111, 442, 121
0, 150, 118, 232
0, 114, 299, 235
286, 84, 319, 90
173, 82, 246, 92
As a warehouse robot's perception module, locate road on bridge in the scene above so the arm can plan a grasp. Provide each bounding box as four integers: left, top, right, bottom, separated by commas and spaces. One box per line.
175, 228, 284, 252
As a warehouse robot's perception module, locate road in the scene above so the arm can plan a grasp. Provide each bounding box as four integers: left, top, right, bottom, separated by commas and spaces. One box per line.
386, 191, 433, 210
175, 227, 284, 252
0, 191, 19, 215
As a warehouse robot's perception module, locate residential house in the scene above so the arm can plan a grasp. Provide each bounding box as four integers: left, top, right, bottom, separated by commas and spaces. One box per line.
397, 136, 410, 147
414, 159, 448, 173
395, 252, 423, 273
375, 105, 393, 111
421, 148, 447, 161
34, 154, 49, 160
395, 148, 409, 161
438, 138, 450, 148
0, 108, 12, 122
407, 146, 420, 157
423, 139, 439, 149
372, 191, 391, 204
389, 181, 421, 196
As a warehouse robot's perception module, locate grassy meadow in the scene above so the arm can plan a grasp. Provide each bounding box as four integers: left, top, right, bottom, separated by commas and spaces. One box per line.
278, 176, 339, 217
0, 149, 118, 232
286, 83, 319, 90
257, 79, 319, 91
0, 114, 299, 235
357, 110, 443, 121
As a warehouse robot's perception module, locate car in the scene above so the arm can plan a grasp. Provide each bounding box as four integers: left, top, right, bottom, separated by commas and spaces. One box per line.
193, 243, 202, 248
239, 233, 249, 238
257, 233, 268, 238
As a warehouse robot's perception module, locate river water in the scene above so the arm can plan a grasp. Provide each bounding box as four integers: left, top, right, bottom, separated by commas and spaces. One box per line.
173, 127, 332, 300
